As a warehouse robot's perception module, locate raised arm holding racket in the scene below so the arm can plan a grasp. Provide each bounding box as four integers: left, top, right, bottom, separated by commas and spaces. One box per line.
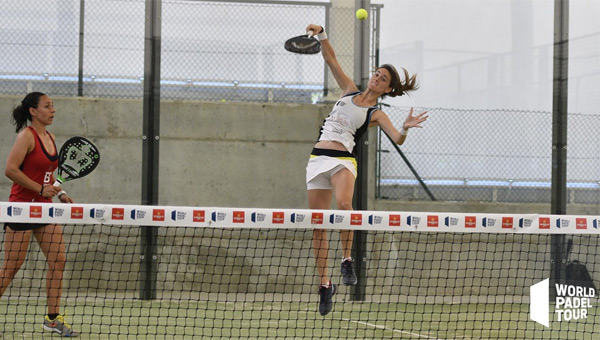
299, 24, 428, 316
284, 29, 321, 54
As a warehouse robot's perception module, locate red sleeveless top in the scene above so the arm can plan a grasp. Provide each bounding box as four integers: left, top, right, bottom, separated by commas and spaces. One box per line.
9, 126, 58, 203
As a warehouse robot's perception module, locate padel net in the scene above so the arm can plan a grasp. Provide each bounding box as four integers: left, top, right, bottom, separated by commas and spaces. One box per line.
0, 202, 598, 339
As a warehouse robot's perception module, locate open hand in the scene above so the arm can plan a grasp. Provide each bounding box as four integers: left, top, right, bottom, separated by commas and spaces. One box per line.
402, 108, 428, 130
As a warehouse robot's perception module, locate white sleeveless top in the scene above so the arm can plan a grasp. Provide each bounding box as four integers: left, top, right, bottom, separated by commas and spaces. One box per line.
318, 91, 378, 154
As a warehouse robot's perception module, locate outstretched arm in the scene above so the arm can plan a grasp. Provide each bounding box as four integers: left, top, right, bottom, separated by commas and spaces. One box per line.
371, 108, 428, 145
306, 24, 358, 96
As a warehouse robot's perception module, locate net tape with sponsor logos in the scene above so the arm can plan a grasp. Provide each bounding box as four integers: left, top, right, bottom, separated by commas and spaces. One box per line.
1, 201, 597, 233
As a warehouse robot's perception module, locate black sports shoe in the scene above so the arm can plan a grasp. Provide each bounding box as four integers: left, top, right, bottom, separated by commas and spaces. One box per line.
341, 259, 357, 285
318, 282, 337, 316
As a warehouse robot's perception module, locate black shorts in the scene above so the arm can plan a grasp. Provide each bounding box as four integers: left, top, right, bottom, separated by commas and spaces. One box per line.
4, 223, 48, 231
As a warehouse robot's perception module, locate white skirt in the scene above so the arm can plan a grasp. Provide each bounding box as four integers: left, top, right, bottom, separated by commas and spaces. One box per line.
306, 154, 357, 190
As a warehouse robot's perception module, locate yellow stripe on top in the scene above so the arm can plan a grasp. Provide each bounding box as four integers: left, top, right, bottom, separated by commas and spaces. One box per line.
310, 155, 358, 170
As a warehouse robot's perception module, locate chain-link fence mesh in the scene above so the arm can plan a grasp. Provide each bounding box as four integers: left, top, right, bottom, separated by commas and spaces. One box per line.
161, 1, 327, 103
0, 0, 81, 96
83, 0, 146, 98
376, 25, 600, 204
0, 0, 332, 102
377, 106, 600, 203
1, 0, 598, 204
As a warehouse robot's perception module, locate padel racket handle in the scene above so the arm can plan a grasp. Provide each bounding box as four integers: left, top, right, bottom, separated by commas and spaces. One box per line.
307, 30, 314, 38
52, 180, 62, 187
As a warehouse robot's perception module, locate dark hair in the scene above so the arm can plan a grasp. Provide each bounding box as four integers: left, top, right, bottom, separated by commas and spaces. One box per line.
11, 92, 46, 133
378, 64, 419, 98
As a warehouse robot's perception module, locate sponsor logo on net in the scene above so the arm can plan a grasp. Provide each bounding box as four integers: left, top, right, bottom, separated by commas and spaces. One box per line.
530, 279, 595, 327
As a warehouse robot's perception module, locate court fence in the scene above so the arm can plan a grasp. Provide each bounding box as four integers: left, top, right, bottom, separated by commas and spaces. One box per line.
377, 106, 600, 204
2, 1, 598, 205
0, 0, 382, 104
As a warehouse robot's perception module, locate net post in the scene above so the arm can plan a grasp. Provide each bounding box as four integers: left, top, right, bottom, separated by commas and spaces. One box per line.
140, 0, 162, 301
351, 227, 367, 300
350, 0, 372, 302
140, 226, 158, 300
550, 0, 569, 301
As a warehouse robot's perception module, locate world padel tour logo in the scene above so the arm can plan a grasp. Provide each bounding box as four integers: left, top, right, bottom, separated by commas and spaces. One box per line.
556, 218, 571, 229
444, 216, 458, 227
89, 208, 105, 219
368, 214, 383, 225
131, 209, 146, 220
211, 211, 226, 222
251, 212, 265, 223
530, 279, 596, 327
171, 210, 186, 221
329, 214, 344, 224
291, 213, 305, 223
519, 218, 534, 229
482, 217, 497, 228
406, 215, 421, 227
7, 206, 23, 217
49, 207, 65, 218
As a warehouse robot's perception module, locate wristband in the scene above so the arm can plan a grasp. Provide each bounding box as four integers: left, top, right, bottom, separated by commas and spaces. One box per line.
39, 185, 46, 196
400, 128, 408, 136
317, 31, 328, 41
58, 191, 67, 199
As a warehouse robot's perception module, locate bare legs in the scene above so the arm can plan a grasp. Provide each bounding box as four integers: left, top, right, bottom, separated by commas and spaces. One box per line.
308, 168, 355, 285
0, 229, 32, 297
0, 224, 66, 315
34, 224, 66, 315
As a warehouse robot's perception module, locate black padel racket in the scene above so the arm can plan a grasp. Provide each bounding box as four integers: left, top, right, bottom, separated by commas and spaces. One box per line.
284, 30, 321, 54
52, 136, 100, 186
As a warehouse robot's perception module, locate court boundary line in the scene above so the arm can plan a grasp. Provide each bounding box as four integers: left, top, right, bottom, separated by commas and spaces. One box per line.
343, 317, 482, 340
342, 317, 446, 339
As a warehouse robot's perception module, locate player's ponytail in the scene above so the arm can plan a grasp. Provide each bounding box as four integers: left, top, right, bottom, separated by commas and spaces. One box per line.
378, 64, 419, 98
12, 92, 45, 133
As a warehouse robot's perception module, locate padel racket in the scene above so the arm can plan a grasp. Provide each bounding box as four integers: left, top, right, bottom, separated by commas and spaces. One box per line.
52, 136, 100, 186
284, 30, 321, 54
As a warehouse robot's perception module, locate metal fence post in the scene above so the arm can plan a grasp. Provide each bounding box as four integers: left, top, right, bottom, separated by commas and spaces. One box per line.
550, 0, 569, 300
140, 0, 162, 301
77, 0, 85, 96
351, 0, 372, 302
